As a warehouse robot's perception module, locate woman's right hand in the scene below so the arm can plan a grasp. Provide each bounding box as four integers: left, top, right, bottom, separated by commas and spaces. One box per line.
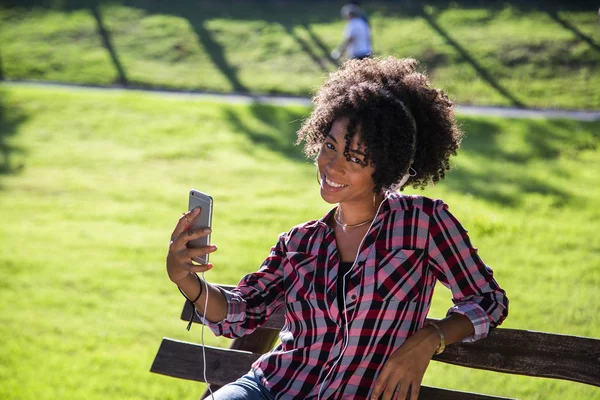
166, 207, 218, 284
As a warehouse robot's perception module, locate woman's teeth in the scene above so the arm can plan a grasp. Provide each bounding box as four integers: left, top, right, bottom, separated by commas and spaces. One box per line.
326, 176, 347, 188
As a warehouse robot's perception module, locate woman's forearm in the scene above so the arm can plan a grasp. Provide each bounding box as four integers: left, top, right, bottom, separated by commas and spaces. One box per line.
425, 313, 475, 351
176, 273, 228, 323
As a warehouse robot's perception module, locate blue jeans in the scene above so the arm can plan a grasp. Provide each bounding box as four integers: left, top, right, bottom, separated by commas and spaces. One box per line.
207, 371, 276, 400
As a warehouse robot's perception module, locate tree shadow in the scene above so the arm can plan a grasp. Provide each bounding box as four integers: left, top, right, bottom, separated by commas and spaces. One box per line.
12, 0, 130, 86
0, 91, 28, 189
302, 23, 339, 69
9, 0, 251, 93
7, 0, 595, 101
546, 10, 600, 54
136, 0, 347, 93
117, 0, 335, 94
90, 4, 128, 86
416, 4, 527, 108
282, 24, 338, 72
186, 16, 249, 93
400, 0, 593, 14
220, 103, 308, 162
0, 48, 4, 81
119, 0, 252, 93
441, 117, 593, 207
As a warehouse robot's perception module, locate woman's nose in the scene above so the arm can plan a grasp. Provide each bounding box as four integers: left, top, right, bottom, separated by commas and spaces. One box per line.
327, 153, 344, 174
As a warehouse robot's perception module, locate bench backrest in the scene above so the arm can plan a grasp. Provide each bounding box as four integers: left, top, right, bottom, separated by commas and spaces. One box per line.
151, 284, 600, 399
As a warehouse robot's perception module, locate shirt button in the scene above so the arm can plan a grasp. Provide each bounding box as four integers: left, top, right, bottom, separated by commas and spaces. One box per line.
328, 291, 336, 300
358, 261, 366, 267
351, 294, 357, 300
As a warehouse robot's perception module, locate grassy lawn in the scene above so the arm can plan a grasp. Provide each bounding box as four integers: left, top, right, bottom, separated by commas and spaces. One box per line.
0, 84, 599, 399
1, 0, 599, 110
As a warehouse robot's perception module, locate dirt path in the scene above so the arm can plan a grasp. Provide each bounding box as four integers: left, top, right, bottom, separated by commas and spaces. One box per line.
4, 80, 600, 121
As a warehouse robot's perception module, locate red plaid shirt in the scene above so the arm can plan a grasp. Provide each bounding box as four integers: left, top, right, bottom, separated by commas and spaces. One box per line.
202, 193, 509, 399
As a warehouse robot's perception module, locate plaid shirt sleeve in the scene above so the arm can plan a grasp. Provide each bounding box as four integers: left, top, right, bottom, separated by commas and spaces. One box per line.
196, 232, 288, 338
428, 200, 509, 342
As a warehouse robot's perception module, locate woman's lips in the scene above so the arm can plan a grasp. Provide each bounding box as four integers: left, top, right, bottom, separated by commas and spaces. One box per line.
323, 175, 348, 192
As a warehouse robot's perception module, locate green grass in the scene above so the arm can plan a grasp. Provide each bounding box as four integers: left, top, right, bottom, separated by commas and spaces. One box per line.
1, 0, 599, 109
0, 84, 599, 399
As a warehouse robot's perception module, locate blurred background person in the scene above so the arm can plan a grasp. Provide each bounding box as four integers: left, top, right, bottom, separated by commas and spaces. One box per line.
331, 3, 372, 61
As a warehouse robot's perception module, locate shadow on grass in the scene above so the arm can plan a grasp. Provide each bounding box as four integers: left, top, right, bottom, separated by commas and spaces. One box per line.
0, 92, 27, 188
91, 5, 128, 86
282, 25, 338, 72
6, 0, 595, 99
546, 10, 600, 53
139, 1, 340, 93
397, 0, 594, 14
221, 103, 308, 162
442, 117, 600, 207
417, 5, 527, 108
8, 0, 344, 94
302, 23, 340, 69
188, 19, 248, 93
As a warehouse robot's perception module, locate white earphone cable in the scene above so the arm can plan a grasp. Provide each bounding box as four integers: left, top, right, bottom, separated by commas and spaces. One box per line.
200, 271, 215, 400
317, 198, 385, 399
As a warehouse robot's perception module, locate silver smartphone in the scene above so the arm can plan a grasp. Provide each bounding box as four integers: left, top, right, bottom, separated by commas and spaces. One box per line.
187, 189, 213, 265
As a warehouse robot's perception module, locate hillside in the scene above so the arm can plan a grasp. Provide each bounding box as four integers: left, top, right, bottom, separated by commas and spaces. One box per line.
1, 0, 599, 109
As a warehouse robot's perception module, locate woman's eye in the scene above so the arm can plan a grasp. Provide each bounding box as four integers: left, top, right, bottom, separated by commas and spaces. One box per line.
325, 143, 335, 150
350, 157, 362, 164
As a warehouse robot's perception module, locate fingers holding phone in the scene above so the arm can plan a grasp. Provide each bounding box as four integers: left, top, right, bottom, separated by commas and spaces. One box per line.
166, 190, 216, 283
167, 228, 216, 284
185, 227, 218, 266
170, 207, 200, 242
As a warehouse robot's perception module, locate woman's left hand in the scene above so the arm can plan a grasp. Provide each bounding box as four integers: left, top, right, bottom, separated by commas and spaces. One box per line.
370, 327, 439, 400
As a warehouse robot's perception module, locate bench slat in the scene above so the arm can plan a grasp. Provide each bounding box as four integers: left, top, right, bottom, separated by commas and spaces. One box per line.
151, 338, 515, 400
151, 338, 255, 385
434, 327, 600, 387
181, 284, 600, 387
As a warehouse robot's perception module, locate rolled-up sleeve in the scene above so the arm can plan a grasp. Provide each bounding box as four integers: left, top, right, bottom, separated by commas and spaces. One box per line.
197, 232, 288, 338
428, 201, 509, 342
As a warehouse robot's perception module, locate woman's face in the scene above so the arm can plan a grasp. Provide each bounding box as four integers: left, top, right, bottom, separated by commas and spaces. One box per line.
316, 117, 376, 205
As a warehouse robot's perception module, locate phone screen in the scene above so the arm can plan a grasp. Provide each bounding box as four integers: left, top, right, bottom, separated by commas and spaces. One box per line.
187, 189, 213, 264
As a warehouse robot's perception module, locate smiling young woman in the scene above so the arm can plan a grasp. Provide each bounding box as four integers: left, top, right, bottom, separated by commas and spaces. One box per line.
316, 116, 383, 263
166, 57, 509, 400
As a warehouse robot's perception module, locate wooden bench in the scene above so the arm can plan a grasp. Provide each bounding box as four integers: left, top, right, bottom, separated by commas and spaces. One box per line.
151, 284, 600, 399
